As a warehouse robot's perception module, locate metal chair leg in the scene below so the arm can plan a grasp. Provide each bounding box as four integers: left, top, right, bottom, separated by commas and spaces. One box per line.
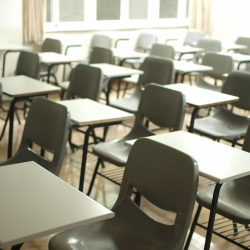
87, 158, 102, 196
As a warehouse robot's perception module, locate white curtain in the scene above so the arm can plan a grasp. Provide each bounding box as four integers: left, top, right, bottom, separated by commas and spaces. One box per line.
190, 0, 214, 37
23, 0, 45, 44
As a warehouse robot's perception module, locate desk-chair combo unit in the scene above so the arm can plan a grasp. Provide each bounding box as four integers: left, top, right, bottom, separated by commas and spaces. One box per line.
109, 56, 175, 114
187, 71, 250, 147
62, 63, 104, 151
120, 43, 175, 97
49, 137, 198, 250
185, 122, 250, 250
120, 32, 157, 68
59, 46, 113, 99
39, 38, 62, 84
0, 97, 71, 250
194, 52, 234, 91
234, 36, 250, 71
0, 50, 41, 139
87, 83, 186, 196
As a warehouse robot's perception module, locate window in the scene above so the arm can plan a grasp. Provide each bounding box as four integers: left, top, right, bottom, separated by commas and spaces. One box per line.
45, 0, 189, 32
159, 0, 178, 18
97, 0, 120, 20
129, 0, 148, 20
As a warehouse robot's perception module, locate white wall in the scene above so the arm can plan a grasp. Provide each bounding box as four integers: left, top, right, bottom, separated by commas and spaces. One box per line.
0, 0, 23, 76
0, 0, 22, 43
213, 0, 250, 43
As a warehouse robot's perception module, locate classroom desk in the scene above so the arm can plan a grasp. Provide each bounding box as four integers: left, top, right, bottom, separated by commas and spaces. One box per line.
174, 61, 213, 82
112, 48, 148, 66
222, 43, 247, 52
173, 46, 205, 60
164, 84, 239, 132
58, 98, 134, 192
39, 52, 81, 83
1, 75, 61, 158
125, 130, 250, 250
0, 161, 114, 249
90, 63, 143, 104
0, 44, 32, 77
216, 51, 250, 69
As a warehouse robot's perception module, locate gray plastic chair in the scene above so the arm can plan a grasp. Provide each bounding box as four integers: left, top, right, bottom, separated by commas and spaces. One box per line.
193, 38, 222, 64
39, 38, 62, 84
0, 97, 71, 176
90, 34, 112, 51
63, 64, 103, 151
135, 32, 158, 52
150, 43, 175, 59
183, 30, 204, 46
187, 71, 250, 147
89, 46, 113, 64
121, 43, 175, 97
65, 63, 103, 101
66, 64, 103, 152
109, 56, 175, 113
123, 32, 158, 68
235, 36, 250, 71
87, 83, 186, 195
235, 36, 250, 55
194, 52, 234, 92
177, 30, 204, 62
184, 123, 250, 250
59, 47, 112, 99
49, 137, 198, 250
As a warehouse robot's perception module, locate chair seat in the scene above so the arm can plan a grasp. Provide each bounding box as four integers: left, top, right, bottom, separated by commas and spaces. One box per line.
187, 108, 250, 140
93, 138, 131, 166
49, 198, 175, 250
109, 91, 142, 114
93, 125, 153, 166
197, 177, 250, 224
195, 78, 222, 92
58, 81, 70, 90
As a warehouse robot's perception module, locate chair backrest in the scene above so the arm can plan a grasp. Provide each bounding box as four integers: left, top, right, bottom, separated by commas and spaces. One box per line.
41, 38, 62, 54
90, 34, 112, 50
66, 63, 103, 101
137, 56, 175, 88
89, 46, 113, 64
134, 83, 186, 131
201, 52, 234, 80
236, 36, 250, 55
150, 43, 175, 59
135, 32, 157, 52
2, 98, 71, 176
114, 137, 199, 249
196, 38, 222, 52
222, 71, 250, 110
15, 51, 40, 79
183, 30, 204, 46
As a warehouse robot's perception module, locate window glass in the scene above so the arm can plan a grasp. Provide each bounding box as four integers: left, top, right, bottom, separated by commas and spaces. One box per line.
59, 0, 84, 22
97, 0, 120, 20
46, 0, 52, 22
159, 0, 178, 18
129, 0, 148, 19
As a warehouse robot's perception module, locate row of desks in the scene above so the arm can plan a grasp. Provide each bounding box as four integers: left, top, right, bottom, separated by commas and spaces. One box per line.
0, 57, 248, 250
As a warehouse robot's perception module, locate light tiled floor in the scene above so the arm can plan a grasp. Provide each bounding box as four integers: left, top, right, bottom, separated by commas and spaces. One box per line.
0, 81, 247, 250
